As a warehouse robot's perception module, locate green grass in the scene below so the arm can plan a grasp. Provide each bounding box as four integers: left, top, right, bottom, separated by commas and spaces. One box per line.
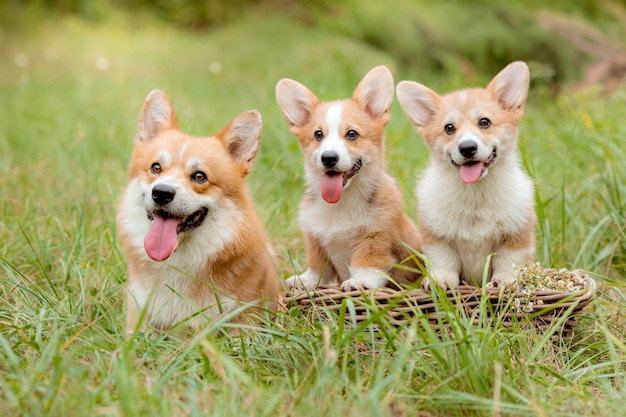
1, 8, 626, 417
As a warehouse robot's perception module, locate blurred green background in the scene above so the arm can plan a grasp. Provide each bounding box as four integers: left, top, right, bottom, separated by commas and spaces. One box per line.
4, 0, 626, 87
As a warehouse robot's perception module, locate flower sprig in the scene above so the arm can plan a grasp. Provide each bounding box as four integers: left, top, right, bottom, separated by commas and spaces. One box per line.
487, 262, 584, 313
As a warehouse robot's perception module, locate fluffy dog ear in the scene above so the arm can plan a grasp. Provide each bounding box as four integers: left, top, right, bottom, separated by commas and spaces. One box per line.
352, 65, 394, 122
488, 61, 530, 112
137, 90, 178, 142
396, 81, 440, 130
275, 79, 320, 133
218, 110, 262, 175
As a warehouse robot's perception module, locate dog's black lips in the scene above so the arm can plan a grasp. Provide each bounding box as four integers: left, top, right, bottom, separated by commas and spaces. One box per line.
451, 149, 497, 169
484, 148, 497, 166
146, 208, 209, 234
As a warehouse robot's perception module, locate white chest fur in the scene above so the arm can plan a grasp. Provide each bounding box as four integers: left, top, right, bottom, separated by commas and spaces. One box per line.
128, 265, 228, 330
418, 157, 534, 281
299, 176, 384, 280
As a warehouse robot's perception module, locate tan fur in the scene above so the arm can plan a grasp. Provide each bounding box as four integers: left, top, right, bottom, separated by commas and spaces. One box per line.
397, 61, 536, 289
276, 66, 423, 291
117, 90, 280, 334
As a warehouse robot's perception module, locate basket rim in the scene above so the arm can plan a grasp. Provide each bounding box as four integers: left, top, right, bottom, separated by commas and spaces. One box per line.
284, 268, 596, 306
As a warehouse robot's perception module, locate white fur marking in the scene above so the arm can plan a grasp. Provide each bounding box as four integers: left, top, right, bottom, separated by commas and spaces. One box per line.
285, 268, 323, 290
178, 142, 189, 162
186, 157, 202, 172
315, 103, 352, 172
459, 91, 468, 106
158, 150, 172, 169
341, 267, 388, 291
417, 150, 534, 287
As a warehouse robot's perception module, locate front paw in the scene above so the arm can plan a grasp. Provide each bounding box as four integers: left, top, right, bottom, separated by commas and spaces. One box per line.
285, 269, 321, 291
490, 273, 516, 288
341, 268, 387, 291
422, 271, 459, 291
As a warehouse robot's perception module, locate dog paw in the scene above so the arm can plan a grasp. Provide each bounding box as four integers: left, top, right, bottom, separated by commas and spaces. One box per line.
490, 274, 516, 288
285, 269, 321, 291
421, 271, 459, 291
340, 278, 364, 292
341, 268, 387, 291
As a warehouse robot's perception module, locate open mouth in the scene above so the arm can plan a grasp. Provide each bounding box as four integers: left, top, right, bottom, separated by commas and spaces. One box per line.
146, 208, 209, 234
451, 149, 497, 184
143, 207, 209, 262
320, 159, 362, 204
337, 159, 362, 185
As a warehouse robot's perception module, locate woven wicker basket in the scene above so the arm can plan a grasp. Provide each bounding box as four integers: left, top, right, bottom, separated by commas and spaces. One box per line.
284, 269, 596, 339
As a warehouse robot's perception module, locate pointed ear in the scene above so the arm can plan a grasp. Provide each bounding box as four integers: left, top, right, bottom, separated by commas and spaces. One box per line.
275, 79, 320, 132
396, 80, 441, 129
487, 61, 530, 112
352, 66, 394, 122
137, 90, 178, 142
217, 110, 262, 175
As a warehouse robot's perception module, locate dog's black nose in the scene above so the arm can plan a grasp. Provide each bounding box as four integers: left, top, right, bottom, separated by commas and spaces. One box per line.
152, 184, 176, 205
459, 141, 478, 158
321, 150, 339, 167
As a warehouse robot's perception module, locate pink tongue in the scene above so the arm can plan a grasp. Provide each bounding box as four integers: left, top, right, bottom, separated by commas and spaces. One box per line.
144, 215, 180, 261
321, 173, 344, 204
460, 163, 484, 184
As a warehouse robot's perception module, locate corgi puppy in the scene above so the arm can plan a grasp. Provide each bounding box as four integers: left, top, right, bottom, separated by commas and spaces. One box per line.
396, 61, 536, 290
117, 90, 280, 333
276, 66, 423, 292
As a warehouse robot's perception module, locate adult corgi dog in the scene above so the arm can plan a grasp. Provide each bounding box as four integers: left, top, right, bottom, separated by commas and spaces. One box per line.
396, 61, 536, 290
276, 66, 423, 292
117, 90, 280, 333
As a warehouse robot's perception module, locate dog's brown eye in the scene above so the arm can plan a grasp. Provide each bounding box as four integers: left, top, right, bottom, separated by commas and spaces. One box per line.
191, 171, 207, 183
345, 130, 359, 141
314, 130, 324, 141
478, 118, 491, 129
444, 124, 456, 135
150, 162, 162, 174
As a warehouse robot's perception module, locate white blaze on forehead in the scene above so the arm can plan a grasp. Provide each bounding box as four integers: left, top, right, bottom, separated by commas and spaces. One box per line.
326, 102, 343, 138
458, 90, 468, 106
177, 141, 189, 161
322, 103, 344, 151
458, 131, 481, 144
317, 102, 352, 171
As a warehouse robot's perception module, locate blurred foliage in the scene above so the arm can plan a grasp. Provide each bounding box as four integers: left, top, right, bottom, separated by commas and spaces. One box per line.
308, 0, 626, 87
2, 0, 625, 87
